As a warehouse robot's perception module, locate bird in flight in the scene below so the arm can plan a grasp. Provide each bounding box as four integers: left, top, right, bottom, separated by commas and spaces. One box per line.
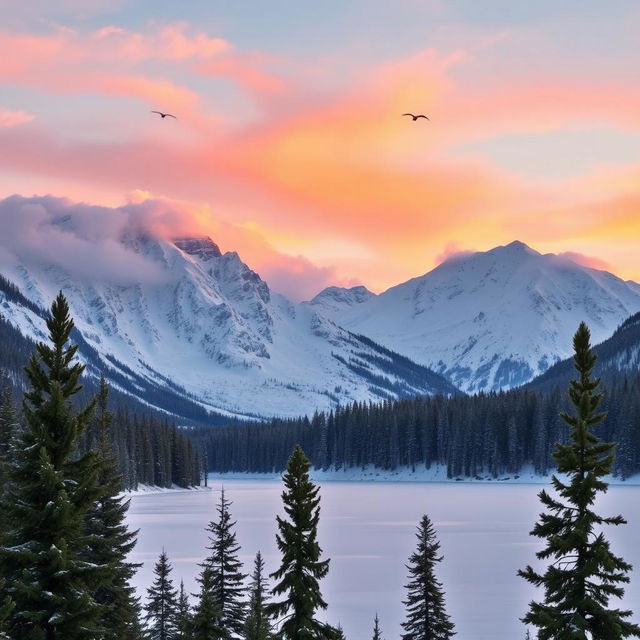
402, 113, 429, 121
151, 110, 176, 119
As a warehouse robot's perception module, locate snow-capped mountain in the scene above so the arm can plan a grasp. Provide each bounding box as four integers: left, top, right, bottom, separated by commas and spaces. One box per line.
311, 241, 640, 393
308, 285, 375, 314
0, 226, 456, 420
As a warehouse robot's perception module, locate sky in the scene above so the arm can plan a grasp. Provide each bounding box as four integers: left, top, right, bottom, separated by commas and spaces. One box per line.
0, 0, 639, 300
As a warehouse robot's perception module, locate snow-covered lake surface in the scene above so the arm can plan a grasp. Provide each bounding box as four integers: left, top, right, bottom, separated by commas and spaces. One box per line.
127, 479, 640, 640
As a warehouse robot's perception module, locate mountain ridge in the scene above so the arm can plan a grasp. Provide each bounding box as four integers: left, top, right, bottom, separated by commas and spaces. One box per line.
0, 199, 457, 420
310, 241, 640, 392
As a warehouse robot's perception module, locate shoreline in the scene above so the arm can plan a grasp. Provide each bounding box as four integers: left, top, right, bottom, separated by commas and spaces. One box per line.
205, 464, 640, 486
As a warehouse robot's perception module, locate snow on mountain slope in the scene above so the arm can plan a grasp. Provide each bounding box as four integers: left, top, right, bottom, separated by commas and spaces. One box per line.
528, 309, 640, 392
315, 241, 640, 393
308, 285, 375, 315
0, 223, 456, 419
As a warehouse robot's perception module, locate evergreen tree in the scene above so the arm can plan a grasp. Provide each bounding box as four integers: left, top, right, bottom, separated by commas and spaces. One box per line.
372, 614, 384, 640
145, 550, 179, 640
0, 578, 13, 640
244, 551, 273, 640
267, 444, 334, 640
0, 374, 18, 492
519, 322, 640, 639
176, 581, 193, 640
401, 514, 455, 640
84, 375, 142, 640
201, 488, 247, 638
0, 292, 103, 639
192, 565, 224, 640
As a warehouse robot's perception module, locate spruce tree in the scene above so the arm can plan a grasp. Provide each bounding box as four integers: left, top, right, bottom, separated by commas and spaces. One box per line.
334, 624, 346, 640
84, 375, 142, 640
192, 565, 224, 640
401, 514, 455, 640
0, 292, 103, 639
267, 444, 335, 640
0, 375, 18, 492
200, 488, 247, 638
372, 614, 383, 640
145, 550, 179, 640
0, 578, 13, 640
244, 551, 274, 640
519, 322, 640, 639
176, 580, 193, 640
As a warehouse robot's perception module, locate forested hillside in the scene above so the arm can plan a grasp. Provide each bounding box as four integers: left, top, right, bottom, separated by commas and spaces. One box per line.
193, 372, 640, 480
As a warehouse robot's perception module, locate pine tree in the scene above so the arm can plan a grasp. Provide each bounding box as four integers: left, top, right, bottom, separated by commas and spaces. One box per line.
401, 514, 455, 640
145, 550, 179, 640
0, 374, 18, 492
200, 488, 246, 638
519, 322, 640, 639
0, 578, 13, 640
267, 444, 334, 640
244, 551, 273, 640
372, 614, 384, 640
0, 375, 18, 537
0, 292, 103, 639
192, 565, 224, 640
176, 581, 193, 640
84, 375, 142, 640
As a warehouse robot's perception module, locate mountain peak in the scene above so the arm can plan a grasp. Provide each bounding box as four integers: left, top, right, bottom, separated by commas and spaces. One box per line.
309, 284, 375, 312
492, 240, 539, 255
173, 236, 222, 261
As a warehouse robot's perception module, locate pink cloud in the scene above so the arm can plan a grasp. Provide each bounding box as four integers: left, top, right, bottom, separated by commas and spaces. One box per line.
198, 53, 287, 96
0, 193, 351, 301
0, 109, 34, 128
434, 242, 476, 266
0, 24, 229, 72
90, 24, 229, 62
557, 251, 611, 272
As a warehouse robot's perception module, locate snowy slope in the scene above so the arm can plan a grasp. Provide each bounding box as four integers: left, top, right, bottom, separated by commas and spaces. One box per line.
308, 285, 375, 315
313, 241, 640, 392
0, 231, 456, 419
528, 309, 640, 392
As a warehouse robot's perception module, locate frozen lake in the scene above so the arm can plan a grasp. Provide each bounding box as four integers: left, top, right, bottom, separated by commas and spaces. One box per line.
127, 479, 640, 640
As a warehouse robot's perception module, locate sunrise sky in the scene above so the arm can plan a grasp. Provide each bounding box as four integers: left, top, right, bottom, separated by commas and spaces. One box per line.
1, 0, 639, 300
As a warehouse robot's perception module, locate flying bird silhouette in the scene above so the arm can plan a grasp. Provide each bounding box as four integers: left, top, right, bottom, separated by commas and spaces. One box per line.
151, 110, 176, 119
402, 113, 429, 121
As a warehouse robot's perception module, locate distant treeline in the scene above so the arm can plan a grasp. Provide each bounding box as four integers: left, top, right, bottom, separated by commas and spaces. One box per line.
78, 406, 202, 490
192, 373, 640, 480
1, 376, 202, 492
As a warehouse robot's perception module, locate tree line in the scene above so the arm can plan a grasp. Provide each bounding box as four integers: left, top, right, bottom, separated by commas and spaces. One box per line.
193, 373, 640, 480
1, 374, 202, 492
